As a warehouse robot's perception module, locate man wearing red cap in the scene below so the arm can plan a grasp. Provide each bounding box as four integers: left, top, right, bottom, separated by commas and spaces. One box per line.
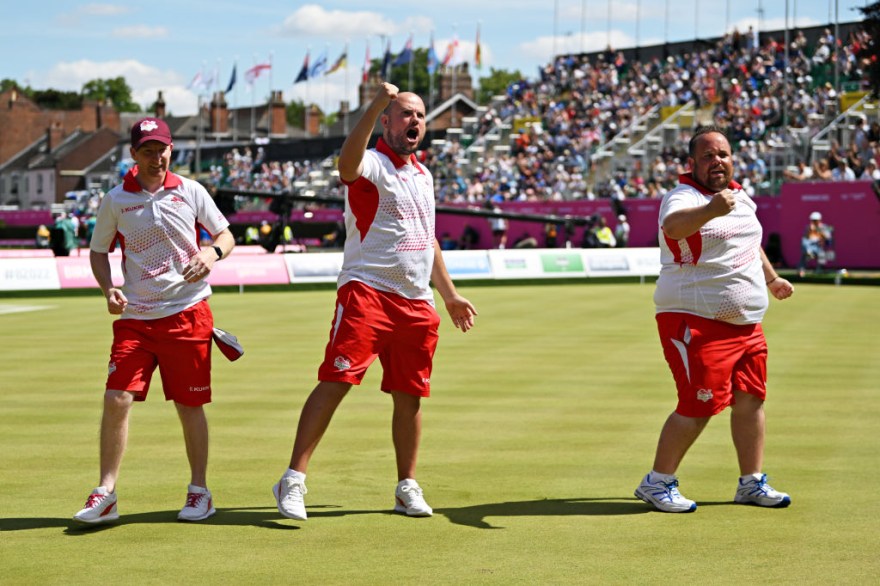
73, 117, 235, 525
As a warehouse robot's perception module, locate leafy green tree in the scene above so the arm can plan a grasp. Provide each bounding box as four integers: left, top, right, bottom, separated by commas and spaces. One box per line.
477, 68, 523, 104
286, 99, 307, 129
31, 88, 82, 109
1, 78, 23, 93
81, 77, 141, 112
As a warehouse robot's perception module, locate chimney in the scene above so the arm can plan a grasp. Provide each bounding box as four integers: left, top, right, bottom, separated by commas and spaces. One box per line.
47, 121, 64, 151
155, 91, 166, 118
270, 90, 286, 136
307, 105, 322, 136
210, 91, 229, 134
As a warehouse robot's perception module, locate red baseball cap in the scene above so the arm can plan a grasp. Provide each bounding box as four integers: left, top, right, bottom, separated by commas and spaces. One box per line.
130, 117, 172, 149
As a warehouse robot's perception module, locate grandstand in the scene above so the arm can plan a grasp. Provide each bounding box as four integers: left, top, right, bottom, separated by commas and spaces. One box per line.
199, 21, 870, 212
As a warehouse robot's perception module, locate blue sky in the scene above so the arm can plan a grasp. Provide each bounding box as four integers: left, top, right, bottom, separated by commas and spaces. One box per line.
1, 1, 867, 117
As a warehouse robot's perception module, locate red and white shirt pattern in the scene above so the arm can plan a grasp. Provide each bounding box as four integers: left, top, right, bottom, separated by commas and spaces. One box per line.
654, 174, 768, 325
339, 138, 436, 302
90, 168, 229, 319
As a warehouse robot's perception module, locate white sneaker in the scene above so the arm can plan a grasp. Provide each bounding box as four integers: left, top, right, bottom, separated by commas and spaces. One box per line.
73, 487, 119, 524
634, 473, 697, 513
394, 479, 433, 517
273, 475, 308, 521
178, 484, 216, 521
734, 474, 791, 508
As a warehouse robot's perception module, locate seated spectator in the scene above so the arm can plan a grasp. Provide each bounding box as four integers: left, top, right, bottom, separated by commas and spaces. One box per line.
860, 159, 880, 181
799, 211, 834, 277
783, 160, 814, 182
830, 159, 856, 182
812, 159, 833, 181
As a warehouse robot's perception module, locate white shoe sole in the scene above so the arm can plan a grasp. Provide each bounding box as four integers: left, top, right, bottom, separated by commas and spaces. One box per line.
273, 482, 307, 521
634, 487, 697, 513
73, 510, 119, 524
178, 507, 216, 521
394, 502, 433, 517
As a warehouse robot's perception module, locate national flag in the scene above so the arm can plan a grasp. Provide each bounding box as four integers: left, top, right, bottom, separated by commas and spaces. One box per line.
245, 62, 271, 85
427, 34, 438, 76
393, 35, 413, 67
326, 48, 347, 75
381, 39, 392, 79
203, 66, 218, 91
442, 36, 459, 68
362, 43, 370, 84
309, 50, 328, 78
475, 24, 482, 70
294, 52, 309, 84
224, 64, 237, 93
187, 71, 204, 90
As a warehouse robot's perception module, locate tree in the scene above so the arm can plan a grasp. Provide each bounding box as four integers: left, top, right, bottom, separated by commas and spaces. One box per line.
477, 68, 524, 104
286, 99, 307, 129
30, 88, 82, 110
81, 77, 141, 112
858, 2, 880, 97
1, 79, 22, 93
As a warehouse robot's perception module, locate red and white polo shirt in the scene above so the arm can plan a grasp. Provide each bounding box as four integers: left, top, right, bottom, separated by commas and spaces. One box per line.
90, 167, 229, 319
654, 173, 768, 325
339, 138, 436, 302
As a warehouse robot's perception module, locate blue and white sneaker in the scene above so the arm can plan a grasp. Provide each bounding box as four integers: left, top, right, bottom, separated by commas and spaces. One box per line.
734, 473, 791, 508
634, 473, 697, 513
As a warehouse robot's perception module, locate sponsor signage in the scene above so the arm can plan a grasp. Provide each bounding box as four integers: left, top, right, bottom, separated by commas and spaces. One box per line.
284, 252, 344, 283
441, 250, 492, 279
0, 258, 60, 290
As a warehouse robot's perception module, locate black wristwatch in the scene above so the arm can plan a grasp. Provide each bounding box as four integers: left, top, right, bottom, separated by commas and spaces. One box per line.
212, 245, 223, 260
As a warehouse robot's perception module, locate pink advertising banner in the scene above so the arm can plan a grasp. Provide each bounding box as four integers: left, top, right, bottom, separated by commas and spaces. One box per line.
778, 181, 880, 269
205, 254, 291, 286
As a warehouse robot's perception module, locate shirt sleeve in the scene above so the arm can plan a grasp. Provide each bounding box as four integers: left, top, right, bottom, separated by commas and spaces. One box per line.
89, 192, 118, 253
192, 181, 230, 237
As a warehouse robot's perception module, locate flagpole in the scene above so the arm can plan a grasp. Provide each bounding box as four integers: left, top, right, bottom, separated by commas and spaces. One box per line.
323, 44, 329, 137
428, 31, 435, 130
196, 60, 205, 179
344, 41, 350, 135
305, 47, 311, 138
451, 24, 458, 128
232, 56, 239, 142
408, 33, 414, 91
250, 54, 256, 140
268, 51, 274, 138
215, 58, 221, 141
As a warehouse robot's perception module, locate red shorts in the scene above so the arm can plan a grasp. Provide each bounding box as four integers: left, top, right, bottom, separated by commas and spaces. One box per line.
656, 312, 768, 417
318, 281, 441, 397
106, 300, 214, 406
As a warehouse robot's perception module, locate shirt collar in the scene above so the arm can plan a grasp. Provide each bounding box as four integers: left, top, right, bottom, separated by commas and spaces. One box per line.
679, 172, 742, 195
376, 137, 424, 174
122, 166, 184, 193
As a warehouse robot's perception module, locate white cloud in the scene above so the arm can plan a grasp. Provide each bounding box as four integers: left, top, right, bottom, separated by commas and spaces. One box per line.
111, 26, 169, 39
31, 59, 198, 115
76, 3, 130, 17
276, 4, 433, 40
